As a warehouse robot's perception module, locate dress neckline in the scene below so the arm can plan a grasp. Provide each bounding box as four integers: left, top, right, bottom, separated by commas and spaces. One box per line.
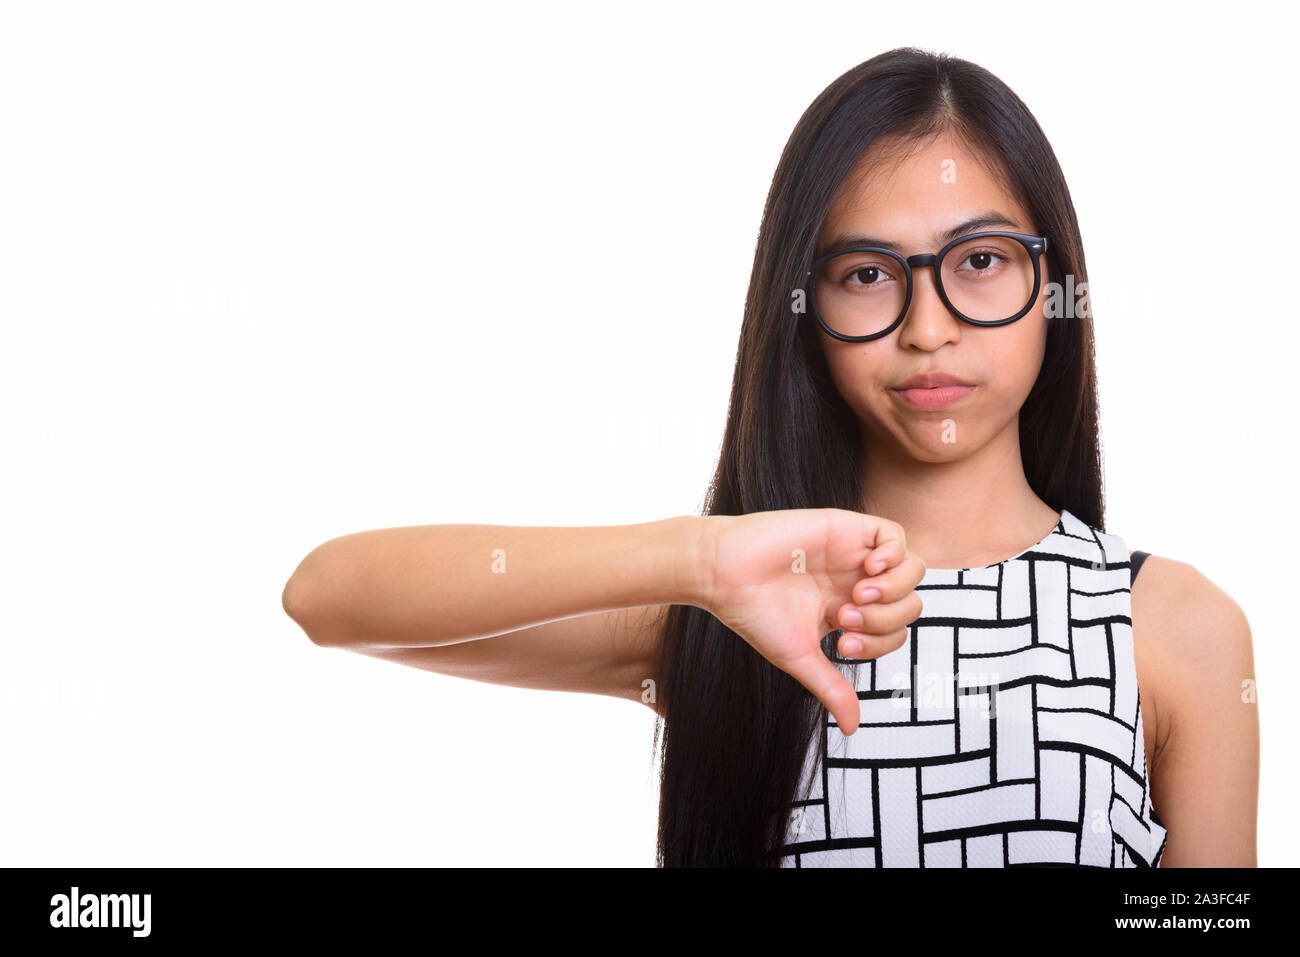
920, 509, 1067, 574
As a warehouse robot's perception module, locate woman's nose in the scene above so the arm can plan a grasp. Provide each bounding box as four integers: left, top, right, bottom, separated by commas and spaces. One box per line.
897, 266, 962, 348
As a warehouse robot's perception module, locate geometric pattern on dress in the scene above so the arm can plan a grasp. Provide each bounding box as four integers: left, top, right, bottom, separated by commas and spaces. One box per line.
779, 509, 1168, 867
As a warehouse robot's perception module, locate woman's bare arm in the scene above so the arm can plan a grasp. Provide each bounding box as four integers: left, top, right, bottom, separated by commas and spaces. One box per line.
1135, 556, 1259, 866
283, 508, 923, 732
341, 603, 670, 715
280, 517, 705, 707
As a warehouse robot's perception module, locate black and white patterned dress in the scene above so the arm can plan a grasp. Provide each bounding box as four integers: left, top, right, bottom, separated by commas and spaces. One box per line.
780, 509, 1167, 867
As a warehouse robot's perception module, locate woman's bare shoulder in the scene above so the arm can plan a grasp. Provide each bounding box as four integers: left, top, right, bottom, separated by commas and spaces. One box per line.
1130, 553, 1254, 753
1128, 552, 1259, 865
1132, 554, 1250, 648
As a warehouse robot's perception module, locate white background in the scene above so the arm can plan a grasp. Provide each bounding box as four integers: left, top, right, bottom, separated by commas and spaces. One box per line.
2, 1, 1294, 866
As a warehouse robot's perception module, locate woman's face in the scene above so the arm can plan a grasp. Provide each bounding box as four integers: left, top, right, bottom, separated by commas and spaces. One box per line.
815, 132, 1050, 463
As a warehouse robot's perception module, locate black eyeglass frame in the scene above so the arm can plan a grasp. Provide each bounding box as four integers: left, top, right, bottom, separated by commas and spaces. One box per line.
804, 230, 1051, 343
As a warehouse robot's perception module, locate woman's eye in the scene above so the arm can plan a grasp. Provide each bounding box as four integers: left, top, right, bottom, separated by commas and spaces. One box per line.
959, 251, 1006, 273
845, 265, 892, 286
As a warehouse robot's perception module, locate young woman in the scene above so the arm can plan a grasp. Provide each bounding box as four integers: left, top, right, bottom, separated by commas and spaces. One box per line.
281, 47, 1258, 867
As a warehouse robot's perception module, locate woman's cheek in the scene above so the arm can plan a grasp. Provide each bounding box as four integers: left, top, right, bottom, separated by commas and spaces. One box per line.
836, 358, 891, 422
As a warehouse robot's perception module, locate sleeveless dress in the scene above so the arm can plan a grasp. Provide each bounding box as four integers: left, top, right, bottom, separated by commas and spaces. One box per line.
779, 508, 1167, 867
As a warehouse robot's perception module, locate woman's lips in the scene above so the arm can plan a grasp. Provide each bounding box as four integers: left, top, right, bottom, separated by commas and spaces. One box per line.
891, 385, 976, 410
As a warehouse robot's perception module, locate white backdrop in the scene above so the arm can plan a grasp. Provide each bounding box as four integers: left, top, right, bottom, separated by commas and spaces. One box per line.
2, 0, 1293, 866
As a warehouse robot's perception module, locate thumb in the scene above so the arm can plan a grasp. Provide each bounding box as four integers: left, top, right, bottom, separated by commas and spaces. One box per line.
784, 647, 861, 735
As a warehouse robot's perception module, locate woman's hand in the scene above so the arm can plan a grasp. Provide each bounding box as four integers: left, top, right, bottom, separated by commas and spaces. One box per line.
698, 508, 925, 734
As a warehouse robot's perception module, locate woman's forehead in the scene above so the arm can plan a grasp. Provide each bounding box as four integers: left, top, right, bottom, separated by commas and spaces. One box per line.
821, 135, 1030, 242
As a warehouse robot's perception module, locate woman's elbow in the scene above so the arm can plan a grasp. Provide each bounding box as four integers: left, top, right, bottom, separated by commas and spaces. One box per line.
281, 562, 351, 648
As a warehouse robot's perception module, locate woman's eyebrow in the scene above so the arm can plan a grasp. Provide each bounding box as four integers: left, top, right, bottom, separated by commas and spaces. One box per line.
820, 211, 1023, 256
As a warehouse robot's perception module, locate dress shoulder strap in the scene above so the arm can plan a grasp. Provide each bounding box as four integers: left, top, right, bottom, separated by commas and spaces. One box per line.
1130, 549, 1151, 586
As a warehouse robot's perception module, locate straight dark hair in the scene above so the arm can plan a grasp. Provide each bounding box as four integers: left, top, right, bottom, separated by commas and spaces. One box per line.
652, 47, 1103, 866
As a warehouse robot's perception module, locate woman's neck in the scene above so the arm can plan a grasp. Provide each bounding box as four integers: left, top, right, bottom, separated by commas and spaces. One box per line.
858, 419, 1059, 570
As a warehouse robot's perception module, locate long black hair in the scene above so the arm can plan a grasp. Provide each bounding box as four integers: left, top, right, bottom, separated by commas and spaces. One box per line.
652, 47, 1103, 866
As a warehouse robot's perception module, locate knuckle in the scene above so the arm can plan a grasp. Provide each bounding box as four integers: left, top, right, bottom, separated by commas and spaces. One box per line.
865, 601, 905, 633
860, 603, 890, 632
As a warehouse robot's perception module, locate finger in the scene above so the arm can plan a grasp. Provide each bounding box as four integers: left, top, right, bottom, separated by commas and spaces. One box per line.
861, 516, 907, 575
853, 551, 926, 604
864, 538, 911, 577
836, 600, 871, 632
784, 647, 861, 735
863, 540, 899, 577
839, 627, 909, 659
845, 591, 925, 637
836, 628, 903, 658
836, 594, 905, 632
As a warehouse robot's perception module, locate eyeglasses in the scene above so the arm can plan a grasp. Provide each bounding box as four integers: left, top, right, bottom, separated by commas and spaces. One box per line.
805, 231, 1050, 342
